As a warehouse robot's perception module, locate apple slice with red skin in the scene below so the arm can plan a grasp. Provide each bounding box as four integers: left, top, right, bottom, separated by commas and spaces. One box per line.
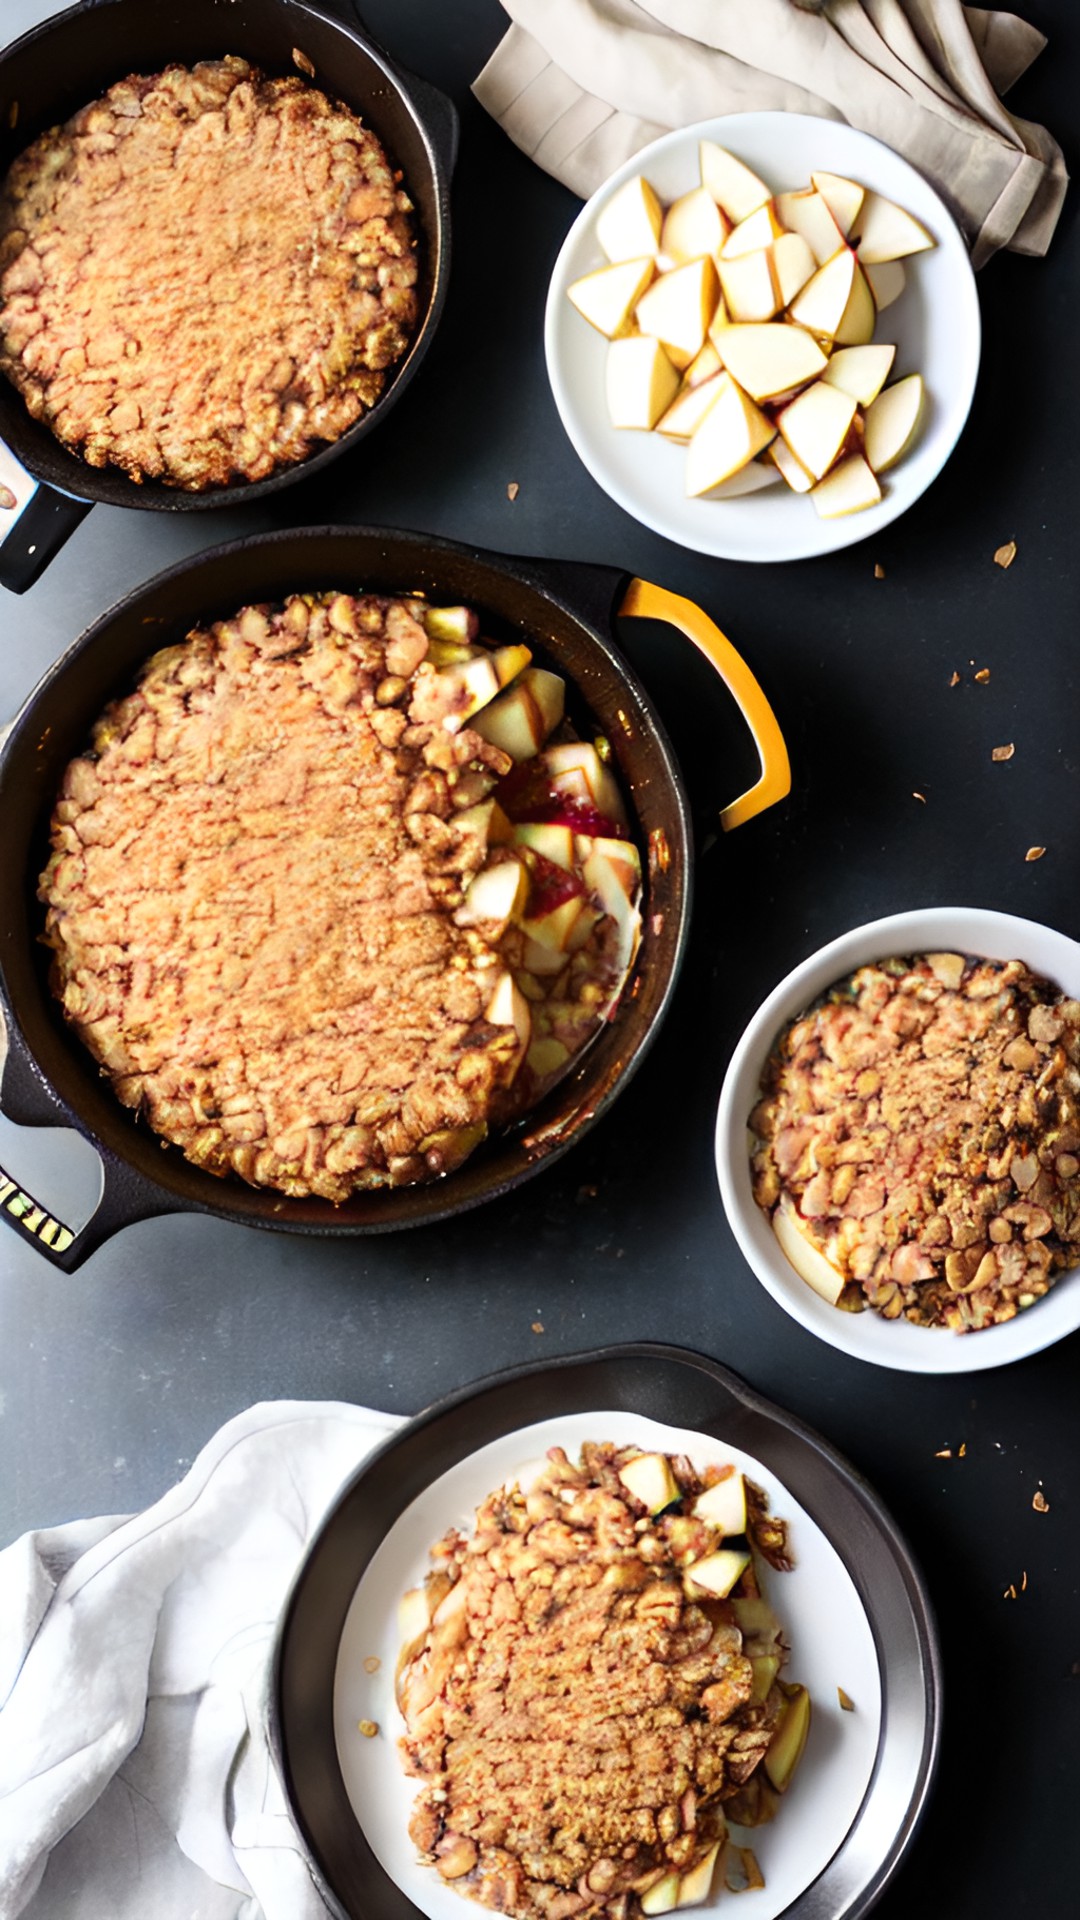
472, 666, 565, 761
541, 740, 628, 830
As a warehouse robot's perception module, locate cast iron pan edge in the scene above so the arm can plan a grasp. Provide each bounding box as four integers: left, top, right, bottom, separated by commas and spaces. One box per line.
269, 1342, 941, 1920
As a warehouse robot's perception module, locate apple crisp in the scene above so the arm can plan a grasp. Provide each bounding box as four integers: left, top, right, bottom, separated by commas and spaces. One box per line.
0, 57, 417, 489
397, 1443, 802, 1920
751, 954, 1080, 1331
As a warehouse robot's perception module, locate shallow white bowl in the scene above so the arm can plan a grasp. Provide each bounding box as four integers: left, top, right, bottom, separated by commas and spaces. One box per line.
715, 908, 1080, 1372
544, 113, 980, 562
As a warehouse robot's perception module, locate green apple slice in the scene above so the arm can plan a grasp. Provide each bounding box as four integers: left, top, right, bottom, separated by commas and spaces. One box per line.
641, 1872, 682, 1916
731, 1594, 781, 1642
694, 1470, 746, 1536
471, 666, 566, 761
684, 1547, 751, 1598
513, 821, 576, 869
675, 1843, 722, 1909
748, 1652, 781, 1706
618, 1451, 681, 1512
764, 1683, 811, 1791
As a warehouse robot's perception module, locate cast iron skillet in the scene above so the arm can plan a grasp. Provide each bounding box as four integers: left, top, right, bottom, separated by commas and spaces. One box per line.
270, 1342, 941, 1920
0, 0, 457, 590
0, 524, 790, 1270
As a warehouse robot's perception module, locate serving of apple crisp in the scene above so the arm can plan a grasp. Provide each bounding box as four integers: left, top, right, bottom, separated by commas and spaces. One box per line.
750, 953, 1080, 1331
396, 1442, 808, 1919
0, 56, 418, 489
38, 593, 642, 1200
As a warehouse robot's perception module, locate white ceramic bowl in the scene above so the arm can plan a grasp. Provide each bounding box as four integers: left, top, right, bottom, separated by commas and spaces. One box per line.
544, 113, 980, 562
716, 908, 1080, 1372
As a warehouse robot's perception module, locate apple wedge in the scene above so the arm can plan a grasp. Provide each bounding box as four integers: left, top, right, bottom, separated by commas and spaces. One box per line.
717, 248, 779, 323
864, 257, 906, 311
770, 229, 816, 306
694, 1470, 746, 1536
731, 1595, 780, 1643
811, 169, 865, 237
775, 188, 845, 265
777, 380, 857, 480
618, 1452, 680, 1513
456, 858, 528, 935
787, 245, 874, 345
864, 372, 924, 472
822, 342, 895, 405
660, 185, 728, 264
567, 256, 655, 337
596, 174, 663, 264
811, 451, 882, 518
684, 339, 724, 387
675, 1844, 722, 1909
521, 894, 586, 953
748, 1653, 781, 1706
423, 603, 478, 646
641, 1874, 681, 1917
485, 970, 532, 1055
541, 740, 627, 828
582, 842, 642, 974
635, 255, 719, 365
605, 334, 681, 429
512, 821, 576, 869
684, 1548, 751, 1599
767, 435, 814, 493
715, 322, 827, 401
472, 666, 565, 761
704, 459, 782, 499
699, 141, 771, 223
854, 190, 934, 263
685, 374, 775, 495
764, 1683, 811, 1792
434, 642, 533, 730
721, 202, 783, 258
772, 1193, 845, 1304
656, 373, 725, 442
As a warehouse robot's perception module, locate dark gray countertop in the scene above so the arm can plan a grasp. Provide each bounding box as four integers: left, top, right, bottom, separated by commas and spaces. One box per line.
1, 1, 1078, 1913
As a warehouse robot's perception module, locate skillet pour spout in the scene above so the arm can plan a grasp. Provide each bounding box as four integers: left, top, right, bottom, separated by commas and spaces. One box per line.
0, 524, 789, 1269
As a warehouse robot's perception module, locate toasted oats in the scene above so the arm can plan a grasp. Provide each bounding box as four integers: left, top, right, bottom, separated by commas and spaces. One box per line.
994, 540, 1018, 569
1026, 846, 1046, 862
935, 1448, 953, 1459
992, 744, 1015, 762
949, 671, 960, 686
359, 1719, 379, 1738
531, 1321, 544, 1333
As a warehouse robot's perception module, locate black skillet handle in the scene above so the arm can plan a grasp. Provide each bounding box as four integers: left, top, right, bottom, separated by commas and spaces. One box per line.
0, 438, 91, 594
0, 1032, 178, 1272
339, 1, 459, 179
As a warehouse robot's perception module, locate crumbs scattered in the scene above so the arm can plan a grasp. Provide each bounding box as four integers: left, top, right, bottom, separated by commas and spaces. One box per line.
292, 47, 316, 77
1025, 846, 1046, 862
0, 484, 15, 511
577, 1184, 598, 1203
949, 671, 960, 687
873, 563, 885, 579
991, 744, 1015, 762
994, 540, 1018, 570
531, 1321, 545, 1334
507, 482, 520, 502
1033, 1488, 1050, 1513
363, 1656, 381, 1674
837, 1687, 855, 1712
959, 1442, 967, 1457
934, 1447, 952, 1459
358, 1719, 379, 1738
912, 791, 927, 804
974, 668, 990, 683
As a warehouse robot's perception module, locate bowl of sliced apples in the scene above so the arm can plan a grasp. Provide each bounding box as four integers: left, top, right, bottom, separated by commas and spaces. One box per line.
545, 113, 980, 561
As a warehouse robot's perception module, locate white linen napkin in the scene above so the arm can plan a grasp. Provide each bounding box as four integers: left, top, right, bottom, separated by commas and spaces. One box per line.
0, 1400, 403, 1920
473, 0, 1067, 266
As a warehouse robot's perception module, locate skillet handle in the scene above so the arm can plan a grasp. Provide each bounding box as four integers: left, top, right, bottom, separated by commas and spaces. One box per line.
619, 577, 791, 831
341, 3, 459, 177
0, 435, 91, 594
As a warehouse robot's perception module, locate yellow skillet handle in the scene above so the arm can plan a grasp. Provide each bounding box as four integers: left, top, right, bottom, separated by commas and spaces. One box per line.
619, 577, 791, 832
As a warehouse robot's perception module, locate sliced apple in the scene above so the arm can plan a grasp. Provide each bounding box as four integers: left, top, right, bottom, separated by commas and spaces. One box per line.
822, 342, 895, 405
748, 1653, 781, 1706
772, 1193, 845, 1304
731, 1595, 781, 1642
567, 256, 655, 337
397, 1585, 431, 1650
675, 1843, 722, 1909
721, 202, 783, 259
642, 1873, 681, 1917
770, 229, 816, 306
717, 248, 779, 323
811, 169, 865, 237
864, 258, 906, 311
811, 451, 882, 518
787, 246, 857, 338
715, 322, 827, 401
686, 374, 775, 495
775, 188, 845, 265
684, 1547, 751, 1598
606, 334, 681, 430
705, 460, 782, 499
423, 604, 478, 646
455, 857, 527, 934
485, 971, 531, 1055
699, 141, 771, 224
764, 1683, 811, 1792
541, 740, 627, 828
694, 1470, 746, 1537
521, 939, 569, 980
527, 1035, 572, 1077
832, 257, 875, 345
684, 339, 724, 387
660, 185, 728, 264
582, 844, 642, 974
635, 255, 719, 364
767, 435, 814, 494
513, 821, 575, 869
586, 835, 641, 897
777, 380, 856, 480
864, 372, 924, 472
854, 190, 934, 263
472, 666, 565, 761
618, 1452, 680, 1512
656, 372, 725, 442
596, 173, 663, 263
707, 299, 730, 353
521, 893, 586, 954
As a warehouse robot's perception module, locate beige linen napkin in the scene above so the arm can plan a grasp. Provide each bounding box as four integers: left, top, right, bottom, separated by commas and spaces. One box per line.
473, 0, 1066, 266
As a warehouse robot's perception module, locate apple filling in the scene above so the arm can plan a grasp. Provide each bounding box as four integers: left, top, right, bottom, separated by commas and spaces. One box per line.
750, 955, 1080, 1331
396, 1443, 808, 1920
38, 593, 642, 1199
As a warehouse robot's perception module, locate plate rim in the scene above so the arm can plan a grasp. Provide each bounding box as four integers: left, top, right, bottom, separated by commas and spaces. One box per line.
543, 110, 981, 564
269, 1341, 942, 1920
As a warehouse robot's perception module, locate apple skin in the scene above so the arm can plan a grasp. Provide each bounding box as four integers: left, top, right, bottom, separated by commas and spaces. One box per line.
683, 1547, 751, 1598
693, 1471, 747, 1537
764, 1683, 811, 1792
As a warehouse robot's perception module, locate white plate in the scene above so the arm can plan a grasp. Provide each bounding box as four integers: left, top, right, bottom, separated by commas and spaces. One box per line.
334, 1410, 881, 1920
716, 907, 1080, 1372
544, 113, 980, 562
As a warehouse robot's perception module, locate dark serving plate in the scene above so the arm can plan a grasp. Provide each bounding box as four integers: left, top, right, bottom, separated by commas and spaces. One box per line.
270, 1343, 941, 1920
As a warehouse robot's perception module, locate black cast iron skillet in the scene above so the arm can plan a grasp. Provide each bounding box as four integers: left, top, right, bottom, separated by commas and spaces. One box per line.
0, 524, 790, 1270
270, 1342, 941, 1920
0, 0, 456, 590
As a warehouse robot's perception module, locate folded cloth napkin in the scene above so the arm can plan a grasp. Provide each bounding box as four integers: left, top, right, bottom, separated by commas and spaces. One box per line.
473, 0, 1067, 266
0, 1400, 403, 1920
